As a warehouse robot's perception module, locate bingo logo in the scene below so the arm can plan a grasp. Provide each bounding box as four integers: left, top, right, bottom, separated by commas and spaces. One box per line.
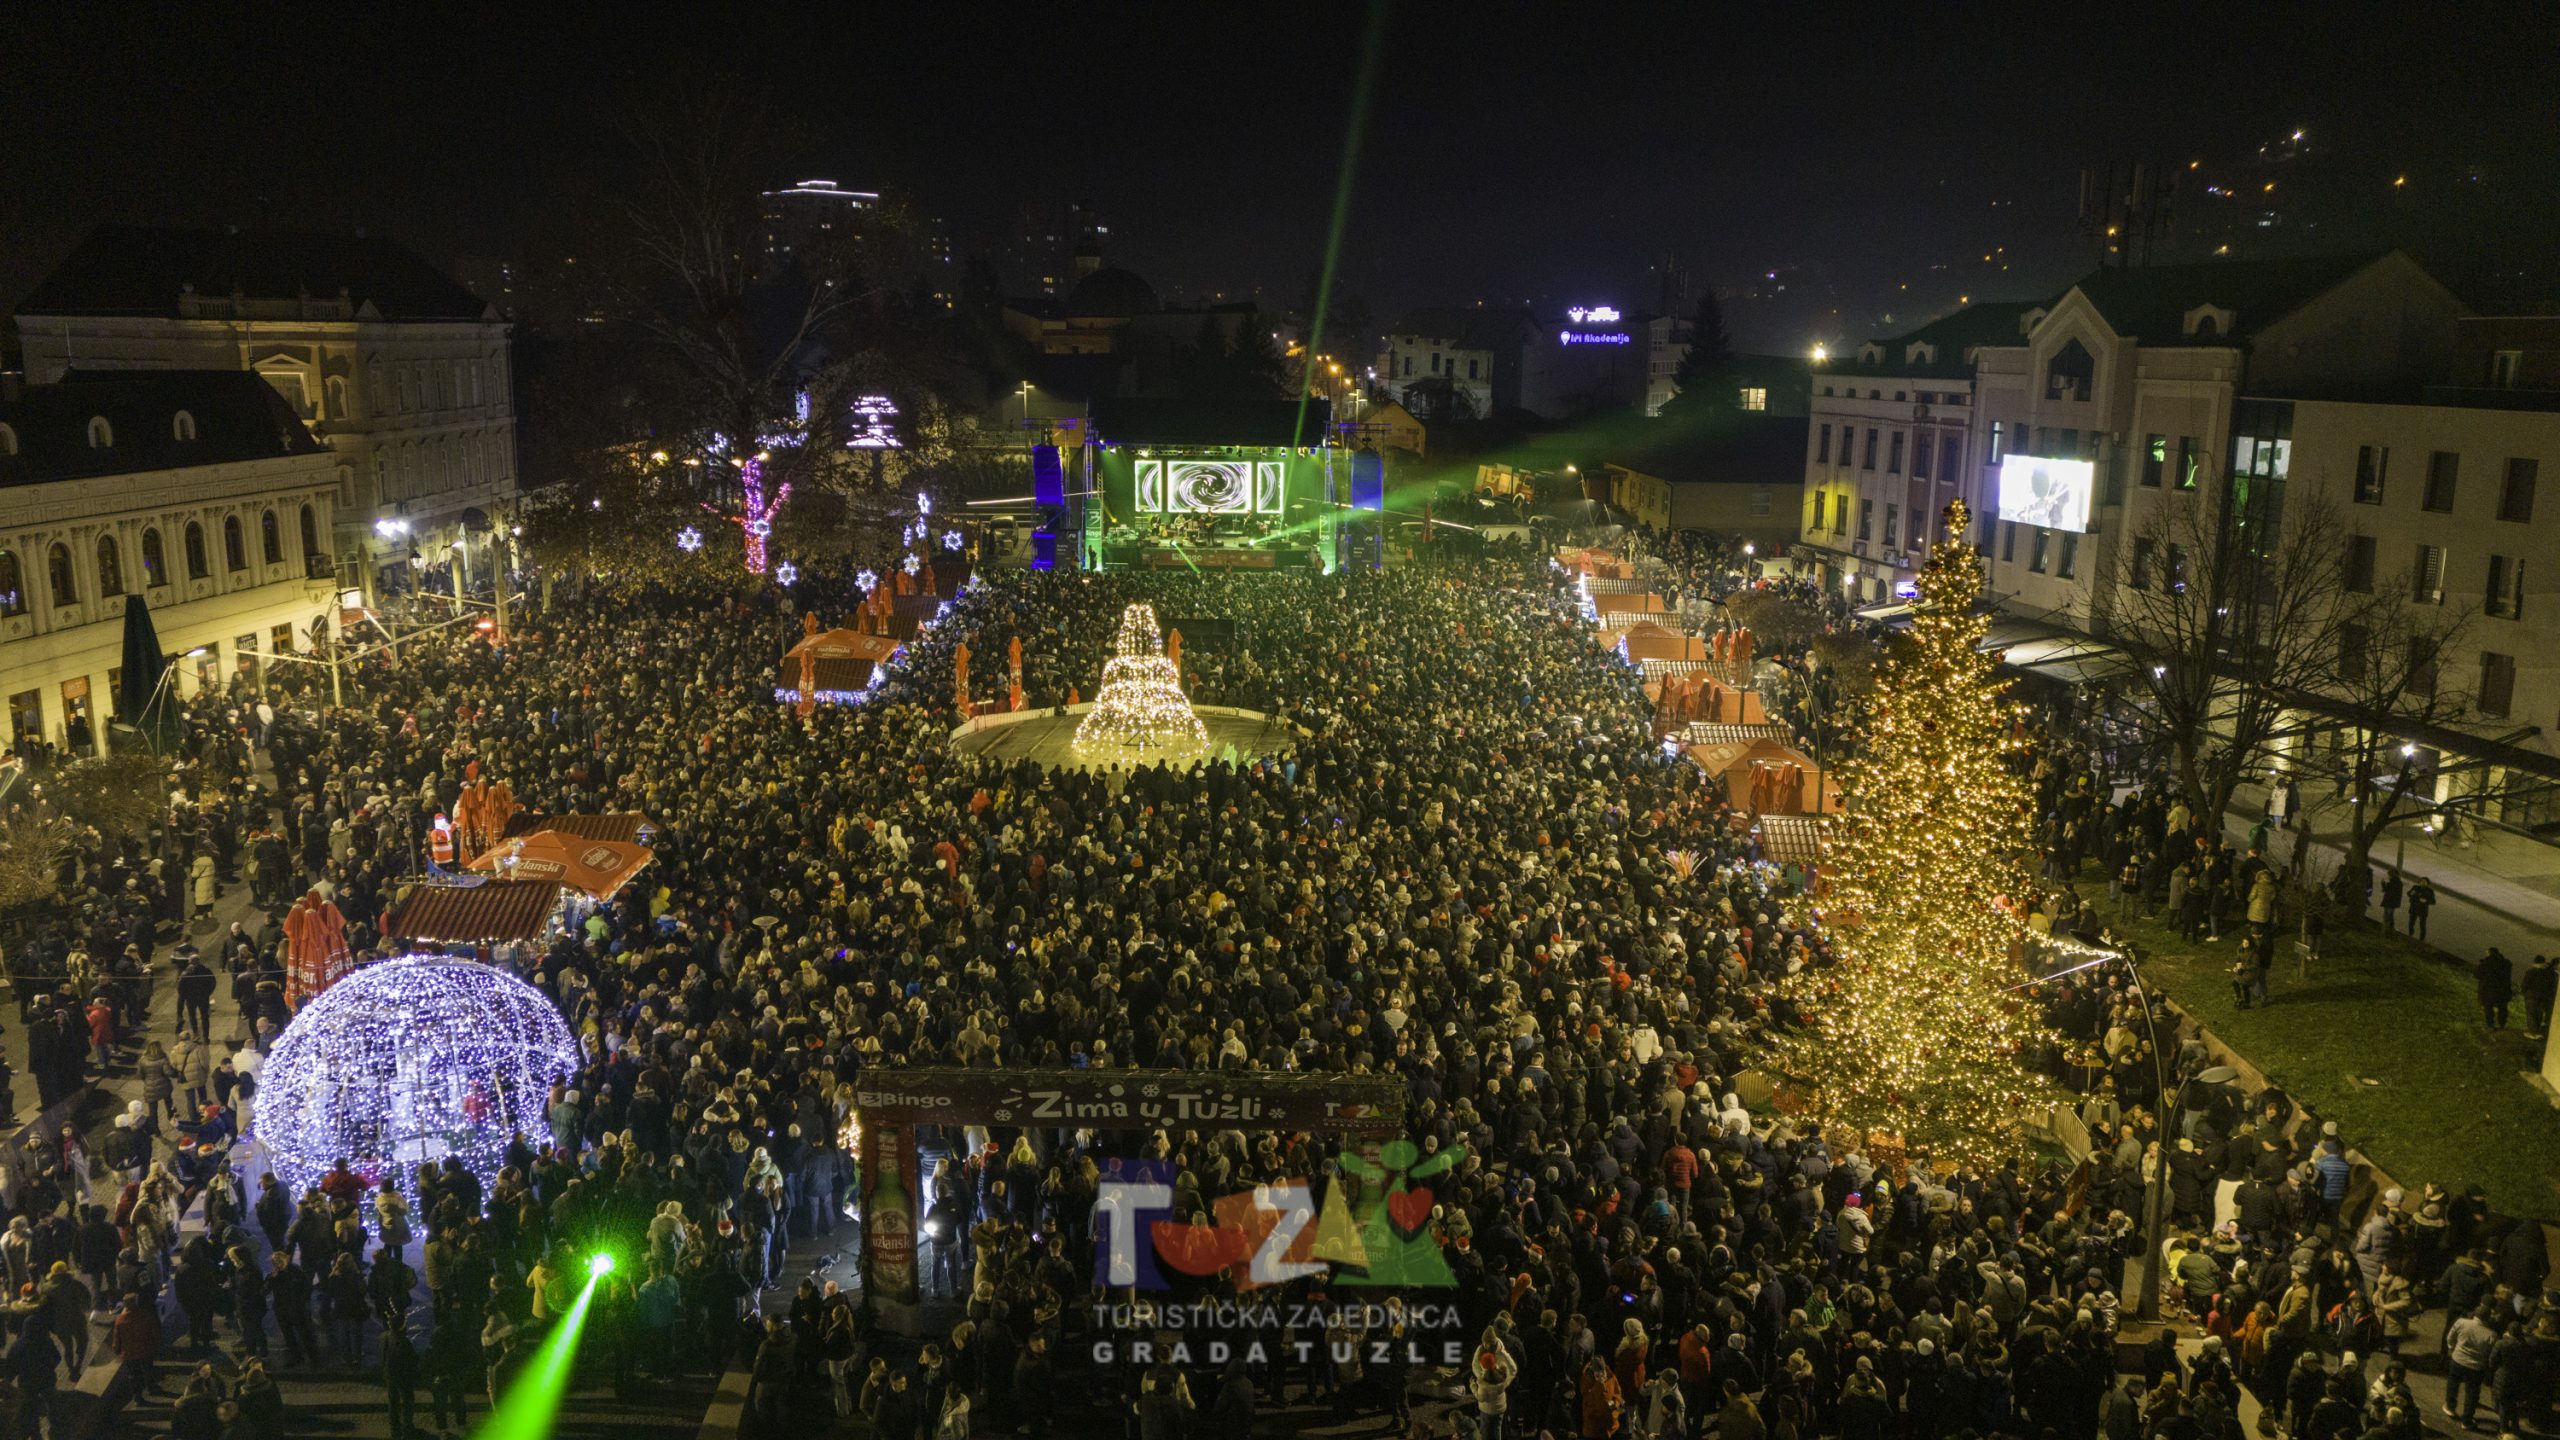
1094, 1141, 1465, 1290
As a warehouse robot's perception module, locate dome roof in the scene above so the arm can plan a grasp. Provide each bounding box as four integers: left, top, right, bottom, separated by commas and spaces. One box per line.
1066, 266, 1158, 319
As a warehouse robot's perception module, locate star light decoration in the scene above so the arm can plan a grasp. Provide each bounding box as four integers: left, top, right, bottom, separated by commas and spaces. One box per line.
942, 530, 964, 551
257, 955, 580, 1225
676, 526, 703, 553
1766, 500, 2048, 1166
1072, 603, 1210, 759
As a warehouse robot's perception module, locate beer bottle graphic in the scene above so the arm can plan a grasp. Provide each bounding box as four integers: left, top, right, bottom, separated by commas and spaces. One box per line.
865, 1124, 919, 1304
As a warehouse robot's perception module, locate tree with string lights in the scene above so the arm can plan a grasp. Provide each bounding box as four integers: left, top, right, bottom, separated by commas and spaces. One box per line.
1777, 500, 2048, 1165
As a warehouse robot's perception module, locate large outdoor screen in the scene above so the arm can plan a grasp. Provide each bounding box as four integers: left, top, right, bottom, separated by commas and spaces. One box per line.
1996, 454, 2096, 532
1133, 459, 1287, 515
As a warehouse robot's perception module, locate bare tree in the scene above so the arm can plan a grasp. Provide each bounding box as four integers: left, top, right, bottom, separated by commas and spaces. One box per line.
2322, 592, 2475, 887
1722, 590, 1825, 654
2092, 487, 2371, 825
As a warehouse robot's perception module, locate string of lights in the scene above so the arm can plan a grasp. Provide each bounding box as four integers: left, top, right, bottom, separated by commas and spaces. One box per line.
257, 955, 582, 1221
1072, 603, 1211, 758
1770, 500, 2048, 1166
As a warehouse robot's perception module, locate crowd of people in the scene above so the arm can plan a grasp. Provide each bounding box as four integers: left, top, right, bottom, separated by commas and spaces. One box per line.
0, 530, 2547, 1440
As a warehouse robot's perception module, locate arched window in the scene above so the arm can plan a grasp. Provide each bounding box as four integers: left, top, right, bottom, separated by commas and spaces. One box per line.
172, 410, 198, 442
324, 375, 349, 419
95, 534, 124, 597
0, 551, 21, 616
223, 515, 247, 571
298, 504, 321, 560
47, 542, 76, 606
0, 423, 17, 456
184, 522, 209, 579
86, 416, 113, 449
141, 527, 166, 586
2044, 338, 2095, 403
260, 509, 282, 565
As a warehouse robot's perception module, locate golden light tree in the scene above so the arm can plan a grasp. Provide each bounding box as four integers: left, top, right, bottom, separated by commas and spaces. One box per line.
1777, 501, 2047, 1164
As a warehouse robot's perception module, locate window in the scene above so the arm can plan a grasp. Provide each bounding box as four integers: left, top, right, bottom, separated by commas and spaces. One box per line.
46, 542, 76, 606
95, 535, 123, 597
271, 623, 296, 659
1739, 387, 1768, 411
1940, 435, 1960, 481
2409, 637, 2441, 699
2141, 435, 2166, 487
1832, 497, 1847, 536
260, 510, 282, 565
1861, 430, 1878, 469
0, 551, 21, 616
1749, 487, 1772, 517
324, 375, 349, 419
2045, 338, 2095, 402
184, 522, 209, 579
1913, 430, 1935, 480
0, 423, 15, 456
2338, 623, 2370, 686
1886, 432, 1905, 474
86, 416, 112, 449
1430, 351, 1441, 375
223, 515, 247, 572
2345, 535, 2377, 594
2029, 528, 2051, 572
1883, 505, 1899, 548
2353, 445, 2388, 505
2486, 555, 2524, 619
2176, 437, 2200, 490
2480, 652, 2517, 718
1857, 499, 1874, 541
140, 528, 165, 587
1816, 425, 1831, 464
299, 504, 321, 561
172, 410, 197, 442
1809, 493, 1826, 530
2001, 521, 2018, 562
2130, 536, 2156, 590
2413, 543, 2446, 604
2058, 532, 2079, 579
1988, 421, 2005, 462
2166, 542, 2190, 592
2490, 350, 2523, 388
2016, 424, 2033, 456
1467, 358, 1480, 380
2422, 451, 2458, 512
2498, 458, 2537, 522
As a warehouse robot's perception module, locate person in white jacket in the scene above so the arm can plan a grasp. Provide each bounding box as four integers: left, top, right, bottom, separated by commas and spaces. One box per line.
1467, 1330, 1516, 1440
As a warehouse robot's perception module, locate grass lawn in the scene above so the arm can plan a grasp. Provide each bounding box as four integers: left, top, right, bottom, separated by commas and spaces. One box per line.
2107, 911, 2560, 1220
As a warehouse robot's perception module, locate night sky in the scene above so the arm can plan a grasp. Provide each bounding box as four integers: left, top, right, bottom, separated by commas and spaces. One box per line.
6, 7, 2555, 354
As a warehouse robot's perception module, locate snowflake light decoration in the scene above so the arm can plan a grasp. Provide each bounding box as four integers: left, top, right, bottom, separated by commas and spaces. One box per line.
776, 561, 800, 586
902, 554, 921, 576
257, 955, 579, 1224
676, 526, 703, 553
916, 493, 932, 517
856, 569, 879, 593
942, 530, 964, 551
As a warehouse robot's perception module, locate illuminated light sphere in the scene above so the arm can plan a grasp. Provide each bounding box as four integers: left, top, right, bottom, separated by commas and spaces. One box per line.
856, 568, 878, 593
902, 553, 921, 576
257, 955, 579, 1223
776, 561, 800, 587
676, 526, 703, 553
941, 529, 964, 551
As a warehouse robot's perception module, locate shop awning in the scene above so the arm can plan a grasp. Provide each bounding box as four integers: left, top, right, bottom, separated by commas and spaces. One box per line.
383, 878, 561, 947
467, 831, 655, 901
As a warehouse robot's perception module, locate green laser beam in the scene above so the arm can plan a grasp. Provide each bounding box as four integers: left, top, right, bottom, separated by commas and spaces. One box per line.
475, 1269, 604, 1440
1290, 1, 1390, 454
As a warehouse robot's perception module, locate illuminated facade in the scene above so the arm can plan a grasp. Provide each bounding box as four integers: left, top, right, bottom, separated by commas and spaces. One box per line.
16, 226, 514, 601
0, 372, 340, 753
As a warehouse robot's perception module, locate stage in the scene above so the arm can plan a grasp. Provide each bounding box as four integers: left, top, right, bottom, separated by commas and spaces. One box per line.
948, 702, 1302, 773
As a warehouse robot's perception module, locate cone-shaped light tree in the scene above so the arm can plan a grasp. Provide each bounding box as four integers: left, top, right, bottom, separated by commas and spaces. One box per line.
1073, 603, 1211, 758
1779, 501, 2047, 1164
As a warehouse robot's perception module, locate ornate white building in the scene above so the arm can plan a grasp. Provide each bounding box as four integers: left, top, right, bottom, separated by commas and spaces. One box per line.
15, 225, 513, 600
0, 371, 340, 754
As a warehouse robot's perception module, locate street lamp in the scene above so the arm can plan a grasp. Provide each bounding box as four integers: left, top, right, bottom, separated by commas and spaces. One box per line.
1018, 381, 1034, 426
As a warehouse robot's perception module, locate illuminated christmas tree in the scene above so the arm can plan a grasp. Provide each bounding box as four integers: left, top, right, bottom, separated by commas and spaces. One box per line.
1777, 501, 2046, 1164
1073, 603, 1210, 758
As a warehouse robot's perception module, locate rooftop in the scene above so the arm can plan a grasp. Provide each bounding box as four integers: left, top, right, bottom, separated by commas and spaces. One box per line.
0, 371, 325, 485
18, 224, 494, 322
